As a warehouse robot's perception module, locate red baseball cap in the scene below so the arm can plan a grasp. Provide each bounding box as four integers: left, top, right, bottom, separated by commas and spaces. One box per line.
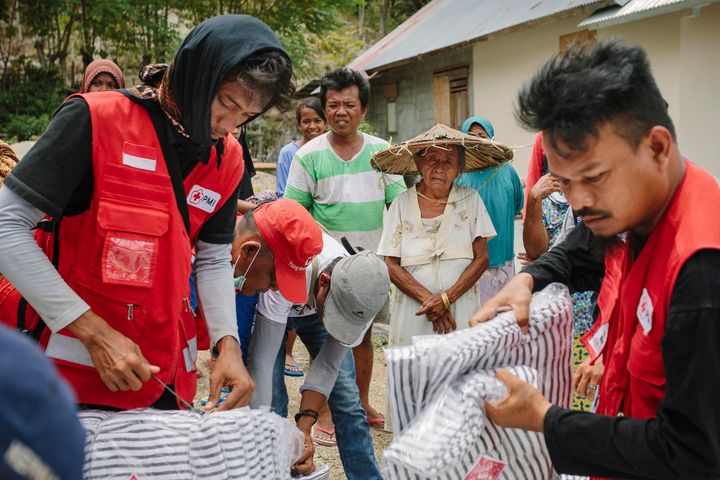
253, 199, 323, 303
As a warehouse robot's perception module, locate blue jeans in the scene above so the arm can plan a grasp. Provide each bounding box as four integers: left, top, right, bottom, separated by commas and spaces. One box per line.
271, 314, 381, 480
235, 293, 258, 364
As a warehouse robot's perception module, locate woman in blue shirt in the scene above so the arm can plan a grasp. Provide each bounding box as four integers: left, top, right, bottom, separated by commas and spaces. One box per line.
276, 97, 326, 197
454, 116, 524, 303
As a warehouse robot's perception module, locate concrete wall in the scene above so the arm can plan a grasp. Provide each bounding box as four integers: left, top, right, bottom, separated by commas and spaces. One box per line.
469, 4, 720, 179
676, 2, 720, 176
597, 4, 720, 176
471, 13, 592, 182
366, 46, 473, 143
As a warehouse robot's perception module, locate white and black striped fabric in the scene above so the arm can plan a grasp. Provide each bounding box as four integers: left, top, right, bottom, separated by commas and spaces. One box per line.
382, 283, 574, 479
79, 407, 304, 479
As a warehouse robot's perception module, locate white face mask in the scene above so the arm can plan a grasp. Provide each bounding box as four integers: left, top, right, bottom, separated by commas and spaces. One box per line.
232, 242, 261, 293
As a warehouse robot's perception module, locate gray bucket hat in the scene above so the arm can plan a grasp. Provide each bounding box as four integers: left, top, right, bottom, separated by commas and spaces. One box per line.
323, 251, 390, 347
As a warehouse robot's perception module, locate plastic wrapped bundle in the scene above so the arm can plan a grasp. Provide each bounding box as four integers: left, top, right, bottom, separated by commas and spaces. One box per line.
79, 407, 304, 479
383, 366, 556, 479
383, 283, 574, 479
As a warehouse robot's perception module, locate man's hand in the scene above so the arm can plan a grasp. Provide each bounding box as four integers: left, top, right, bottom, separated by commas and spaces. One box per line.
207, 336, 255, 411
291, 416, 316, 476
530, 173, 560, 201
416, 293, 448, 322
573, 356, 604, 402
68, 310, 160, 392
485, 369, 552, 432
469, 273, 534, 331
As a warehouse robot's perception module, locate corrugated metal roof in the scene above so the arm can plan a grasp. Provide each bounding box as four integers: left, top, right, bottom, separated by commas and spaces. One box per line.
579, 0, 718, 27
347, 0, 607, 72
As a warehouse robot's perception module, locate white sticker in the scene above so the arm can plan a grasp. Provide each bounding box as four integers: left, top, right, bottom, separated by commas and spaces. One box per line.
187, 185, 221, 213
637, 288, 654, 335
588, 322, 609, 358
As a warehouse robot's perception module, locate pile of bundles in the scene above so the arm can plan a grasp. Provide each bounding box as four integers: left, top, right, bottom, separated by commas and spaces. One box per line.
383, 283, 574, 480
79, 407, 304, 479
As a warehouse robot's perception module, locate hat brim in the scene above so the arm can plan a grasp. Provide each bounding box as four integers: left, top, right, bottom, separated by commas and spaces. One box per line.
322, 288, 373, 347
371, 123, 514, 175
274, 258, 308, 304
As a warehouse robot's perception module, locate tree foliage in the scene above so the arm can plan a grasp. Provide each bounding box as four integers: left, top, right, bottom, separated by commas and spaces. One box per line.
0, 0, 430, 143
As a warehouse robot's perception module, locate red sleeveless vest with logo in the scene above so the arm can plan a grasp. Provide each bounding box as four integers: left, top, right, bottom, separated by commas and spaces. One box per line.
582, 161, 720, 422
0, 91, 243, 409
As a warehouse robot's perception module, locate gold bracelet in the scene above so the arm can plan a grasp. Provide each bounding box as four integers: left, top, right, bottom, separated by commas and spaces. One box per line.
441, 291, 451, 311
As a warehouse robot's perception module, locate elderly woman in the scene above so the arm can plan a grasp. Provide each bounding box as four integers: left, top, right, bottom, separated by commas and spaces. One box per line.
377, 125, 498, 345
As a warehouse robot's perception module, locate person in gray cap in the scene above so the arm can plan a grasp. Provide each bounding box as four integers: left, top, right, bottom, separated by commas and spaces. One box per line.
247, 232, 389, 479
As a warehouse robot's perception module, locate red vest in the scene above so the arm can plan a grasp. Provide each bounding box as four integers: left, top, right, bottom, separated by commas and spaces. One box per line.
583, 161, 720, 420
0, 91, 243, 409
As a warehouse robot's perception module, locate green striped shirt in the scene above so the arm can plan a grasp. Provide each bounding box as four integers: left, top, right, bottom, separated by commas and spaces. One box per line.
285, 132, 405, 251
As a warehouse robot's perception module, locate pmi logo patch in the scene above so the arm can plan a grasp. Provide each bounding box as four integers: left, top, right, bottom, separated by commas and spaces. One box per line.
187, 185, 221, 213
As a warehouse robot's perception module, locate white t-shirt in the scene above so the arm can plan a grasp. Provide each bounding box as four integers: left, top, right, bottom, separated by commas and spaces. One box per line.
256, 232, 348, 323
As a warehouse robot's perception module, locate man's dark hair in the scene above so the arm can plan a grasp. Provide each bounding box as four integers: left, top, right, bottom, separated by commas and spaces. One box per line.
296, 96, 326, 124
516, 39, 675, 156
227, 50, 295, 113
319, 68, 370, 110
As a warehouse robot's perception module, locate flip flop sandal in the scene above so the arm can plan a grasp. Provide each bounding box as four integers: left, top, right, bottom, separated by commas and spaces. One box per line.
311, 425, 337, 447
368, 414, 390, 433
284, 362, 305, 377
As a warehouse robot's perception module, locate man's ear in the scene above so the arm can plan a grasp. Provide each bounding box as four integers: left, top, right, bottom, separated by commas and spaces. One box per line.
360, 104, 369, 119
647, 126, 673, 172
240, 239, 262, 259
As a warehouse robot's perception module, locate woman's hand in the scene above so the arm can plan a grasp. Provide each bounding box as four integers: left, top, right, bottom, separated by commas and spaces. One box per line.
517, 252, 535, 266
573, 356, 604, 402
530, 173, 560, 201
416, 293, 448, 322
433, 311, 457, 334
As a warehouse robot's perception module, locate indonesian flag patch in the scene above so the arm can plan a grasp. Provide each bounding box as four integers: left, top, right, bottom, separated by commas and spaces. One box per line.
122, 142, 157, 172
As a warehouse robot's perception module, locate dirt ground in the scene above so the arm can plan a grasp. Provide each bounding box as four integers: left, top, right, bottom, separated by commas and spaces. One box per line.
194, 335, 392, 480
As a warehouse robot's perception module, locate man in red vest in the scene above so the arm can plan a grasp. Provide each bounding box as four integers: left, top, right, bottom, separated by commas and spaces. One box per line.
471, 40, 720, 479
0, 16, 295, 412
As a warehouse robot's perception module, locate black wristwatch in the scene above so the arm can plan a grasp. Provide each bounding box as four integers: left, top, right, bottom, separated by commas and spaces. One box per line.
294, 409, 319, 425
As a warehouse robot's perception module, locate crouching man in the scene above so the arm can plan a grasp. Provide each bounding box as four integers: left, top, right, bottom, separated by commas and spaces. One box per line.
243, 219, 389, 479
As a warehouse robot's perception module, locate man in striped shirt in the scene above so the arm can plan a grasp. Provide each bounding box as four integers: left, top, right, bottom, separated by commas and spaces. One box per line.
285, 68, 403, 431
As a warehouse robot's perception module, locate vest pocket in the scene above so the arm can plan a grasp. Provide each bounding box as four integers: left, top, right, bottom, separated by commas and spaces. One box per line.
97, 199, 169, 288
627, 332, 666, 387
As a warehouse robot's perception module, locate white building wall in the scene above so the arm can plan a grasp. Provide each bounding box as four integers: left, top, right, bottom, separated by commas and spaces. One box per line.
677, 2, 720, 176
471, 14, 589, 181
472, 4, 720, 180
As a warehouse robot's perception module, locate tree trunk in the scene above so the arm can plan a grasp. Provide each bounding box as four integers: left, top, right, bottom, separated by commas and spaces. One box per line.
380, 0, 391, 37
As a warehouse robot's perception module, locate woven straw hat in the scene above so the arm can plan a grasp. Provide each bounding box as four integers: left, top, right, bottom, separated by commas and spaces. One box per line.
371, 123, 513, 175
0, 140, 19, 187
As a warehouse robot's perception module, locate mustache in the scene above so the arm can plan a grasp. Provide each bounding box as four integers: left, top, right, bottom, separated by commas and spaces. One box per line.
576, 208, 610, 218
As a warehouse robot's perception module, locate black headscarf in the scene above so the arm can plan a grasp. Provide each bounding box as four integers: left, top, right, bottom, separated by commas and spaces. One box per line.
167, 15, 288, 147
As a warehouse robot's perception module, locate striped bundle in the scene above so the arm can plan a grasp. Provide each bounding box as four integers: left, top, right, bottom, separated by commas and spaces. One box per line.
79, 407, 304, 479
383, 283, 574, 479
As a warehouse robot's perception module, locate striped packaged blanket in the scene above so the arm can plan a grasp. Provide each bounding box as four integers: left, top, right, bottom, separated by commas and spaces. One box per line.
79, 407, 304, 479
382, 283, 574, 479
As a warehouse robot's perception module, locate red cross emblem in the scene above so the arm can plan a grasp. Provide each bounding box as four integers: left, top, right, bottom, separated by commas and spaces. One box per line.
190, 188, 204, 204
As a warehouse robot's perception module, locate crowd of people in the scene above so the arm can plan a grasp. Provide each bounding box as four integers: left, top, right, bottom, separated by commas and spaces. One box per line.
0, 12, 718, 480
